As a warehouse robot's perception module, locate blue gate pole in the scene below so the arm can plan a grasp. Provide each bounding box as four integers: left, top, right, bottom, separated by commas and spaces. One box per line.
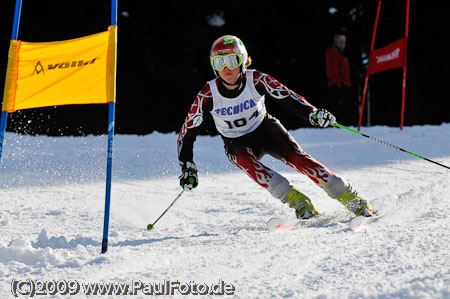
101, 0, 118, 254
0, 112, 8, 163
0, 0, 23, 163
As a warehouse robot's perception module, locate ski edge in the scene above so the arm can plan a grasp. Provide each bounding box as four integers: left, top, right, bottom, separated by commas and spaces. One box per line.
266, 217, 312, 232
350, 214, 384, 231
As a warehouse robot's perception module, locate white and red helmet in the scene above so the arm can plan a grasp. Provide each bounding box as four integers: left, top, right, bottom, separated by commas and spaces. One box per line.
210, 35, 249, 75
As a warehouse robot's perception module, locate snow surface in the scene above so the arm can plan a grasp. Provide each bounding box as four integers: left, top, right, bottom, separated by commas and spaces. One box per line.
1, 124, 450, 298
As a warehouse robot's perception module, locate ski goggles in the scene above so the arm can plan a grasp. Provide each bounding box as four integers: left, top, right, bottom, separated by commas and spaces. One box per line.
210, 53, 244, 72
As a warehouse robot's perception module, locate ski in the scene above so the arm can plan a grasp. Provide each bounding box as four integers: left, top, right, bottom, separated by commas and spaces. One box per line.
350, 214, 384, 231
268, 214, 384, 232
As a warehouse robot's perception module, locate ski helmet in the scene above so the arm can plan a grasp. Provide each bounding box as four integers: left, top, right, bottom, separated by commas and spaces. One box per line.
210, 35, 249, 75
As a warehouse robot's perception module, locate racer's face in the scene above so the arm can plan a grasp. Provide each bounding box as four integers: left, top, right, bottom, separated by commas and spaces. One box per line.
218, 67, 241, 89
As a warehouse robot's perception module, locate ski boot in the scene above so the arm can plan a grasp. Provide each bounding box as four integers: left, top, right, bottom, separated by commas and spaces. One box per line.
283, 187, 320, 219
337, 186, 377, 217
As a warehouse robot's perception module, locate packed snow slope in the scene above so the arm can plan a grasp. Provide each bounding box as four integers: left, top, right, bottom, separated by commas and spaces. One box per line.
1, 124, 449, 298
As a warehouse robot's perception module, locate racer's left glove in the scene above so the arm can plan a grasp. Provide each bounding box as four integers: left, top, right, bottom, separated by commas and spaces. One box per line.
309, 109, 336, 128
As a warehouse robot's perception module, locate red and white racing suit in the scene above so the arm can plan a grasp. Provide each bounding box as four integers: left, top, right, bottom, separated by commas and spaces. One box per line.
177, 69, 348, 201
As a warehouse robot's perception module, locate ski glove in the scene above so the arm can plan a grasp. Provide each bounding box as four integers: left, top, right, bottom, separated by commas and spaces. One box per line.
179, 161, 198, 190
309, 109, 336, 128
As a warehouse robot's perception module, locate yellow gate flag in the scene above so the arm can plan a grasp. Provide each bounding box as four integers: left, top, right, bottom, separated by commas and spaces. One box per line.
2, 25, 117, 112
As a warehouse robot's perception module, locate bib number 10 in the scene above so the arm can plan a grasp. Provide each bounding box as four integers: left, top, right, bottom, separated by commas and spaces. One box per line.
223, 109, 261, 129
224, 118, 247, 129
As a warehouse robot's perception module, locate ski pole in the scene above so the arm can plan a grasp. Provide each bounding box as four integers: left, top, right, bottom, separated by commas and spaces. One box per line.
333, 123, 450, 171
147, 188, 186, 230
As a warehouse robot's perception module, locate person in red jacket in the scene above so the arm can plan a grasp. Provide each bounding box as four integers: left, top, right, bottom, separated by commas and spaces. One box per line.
325, 33, 357, 125
177, 35, 376, 220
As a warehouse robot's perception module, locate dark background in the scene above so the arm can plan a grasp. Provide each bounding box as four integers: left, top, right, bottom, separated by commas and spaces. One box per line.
1, 0, 449, 136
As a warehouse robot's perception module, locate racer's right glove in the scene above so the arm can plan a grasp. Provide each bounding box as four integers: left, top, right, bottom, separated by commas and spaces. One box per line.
179, 161, 198, 190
